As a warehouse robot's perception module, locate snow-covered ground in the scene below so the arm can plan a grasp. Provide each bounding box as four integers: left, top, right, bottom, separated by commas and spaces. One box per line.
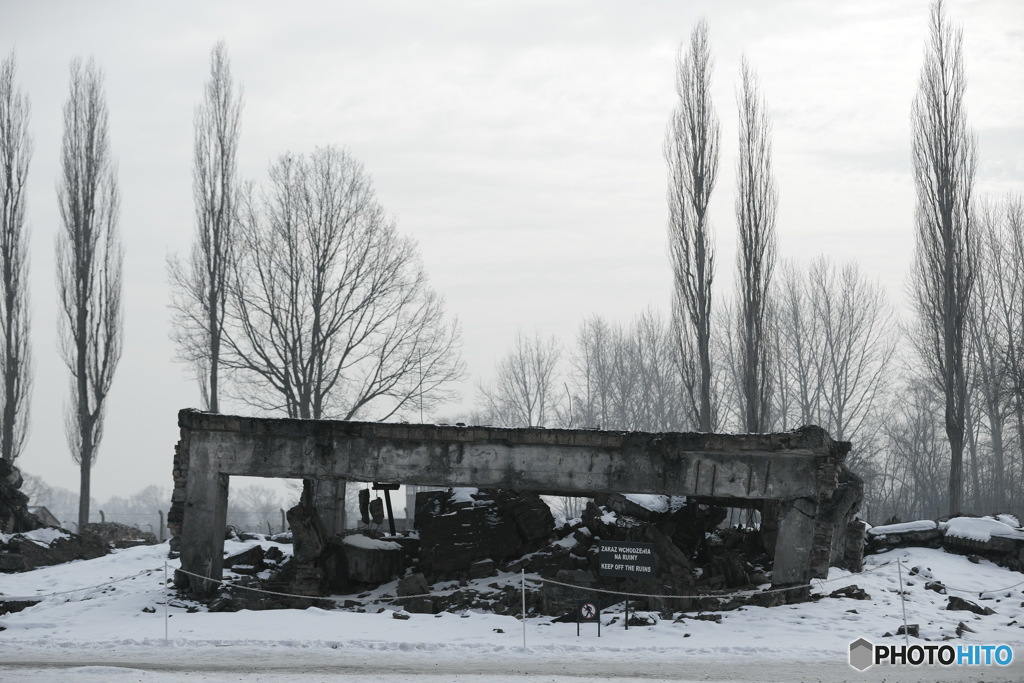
2, 540, 1023, 682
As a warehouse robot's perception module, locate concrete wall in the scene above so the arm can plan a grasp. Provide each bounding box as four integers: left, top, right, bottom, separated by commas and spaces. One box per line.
171, 409, 852, 595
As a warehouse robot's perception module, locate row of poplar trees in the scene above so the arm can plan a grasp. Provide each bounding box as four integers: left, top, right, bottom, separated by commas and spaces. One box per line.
666, 0, 980, 516
0, 0, 1005, 528
0, 41, 465, 528
0, 54, 122, 530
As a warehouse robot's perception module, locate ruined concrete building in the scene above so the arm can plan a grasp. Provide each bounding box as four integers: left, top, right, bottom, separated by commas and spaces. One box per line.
169, 409, 864, 599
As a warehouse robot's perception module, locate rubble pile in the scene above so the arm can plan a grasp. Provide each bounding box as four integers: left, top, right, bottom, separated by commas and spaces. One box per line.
525, 493, 783, 615
0, 459, 41, 535
415, 488, 554, 581
83, 522, 158, 548
200, 488, 803, 616
0, 459, 112, 572
0, 527, 110, 572
409, 488, 772, 604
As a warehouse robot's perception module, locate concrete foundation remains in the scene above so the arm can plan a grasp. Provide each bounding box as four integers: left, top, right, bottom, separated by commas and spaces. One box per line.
168, 409, 858, 597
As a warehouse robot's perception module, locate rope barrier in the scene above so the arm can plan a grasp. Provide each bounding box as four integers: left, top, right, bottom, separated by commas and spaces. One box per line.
535, 575, 808, 601
893, 559, 1024, 597
948, 578, 1024, 595
0, 568, 161, 603
174, 567, 343, 602
175, 567, 541, 603
176, 565, 803, 605
176, 560, 945, 611
148, 556, 1003, 607
177, 567, 482, 603
809, 559, 897, 594
6, 553, 1018, 614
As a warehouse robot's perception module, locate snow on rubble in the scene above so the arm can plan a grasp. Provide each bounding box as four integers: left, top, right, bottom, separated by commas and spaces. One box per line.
2, 511, 1024, 681
0, 527, 70, 547
1, 538, 1022, 678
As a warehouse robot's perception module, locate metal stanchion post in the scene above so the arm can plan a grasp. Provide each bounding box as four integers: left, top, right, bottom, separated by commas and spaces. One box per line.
164, 561, 169, 644
897, 560, 909, 647
521, 569, 527, 650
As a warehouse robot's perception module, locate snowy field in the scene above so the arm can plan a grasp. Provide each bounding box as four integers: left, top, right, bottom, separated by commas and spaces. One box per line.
2, 540, 1023, 682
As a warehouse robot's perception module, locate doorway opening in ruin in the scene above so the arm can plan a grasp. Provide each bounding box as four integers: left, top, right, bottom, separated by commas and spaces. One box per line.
222, 475, 302, 536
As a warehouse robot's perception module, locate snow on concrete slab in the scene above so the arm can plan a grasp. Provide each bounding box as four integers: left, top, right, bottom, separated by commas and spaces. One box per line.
342, 534, 402, 551
622, 494, 669, 513
944, 516, 1024, 542
996, 513, 1021, 529
866, 519, 937, 536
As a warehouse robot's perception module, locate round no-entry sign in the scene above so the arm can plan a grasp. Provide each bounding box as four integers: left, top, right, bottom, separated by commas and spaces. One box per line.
578, 601, 599, 622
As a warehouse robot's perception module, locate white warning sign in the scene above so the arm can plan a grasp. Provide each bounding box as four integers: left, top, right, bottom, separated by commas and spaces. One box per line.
597, 540, 655, 578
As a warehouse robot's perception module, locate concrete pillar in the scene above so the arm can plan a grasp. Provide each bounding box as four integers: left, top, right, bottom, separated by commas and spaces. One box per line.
843, 520, 867, 572
313, 478, 346, 538
179, 466, 229, 597
771, 497, 817, 586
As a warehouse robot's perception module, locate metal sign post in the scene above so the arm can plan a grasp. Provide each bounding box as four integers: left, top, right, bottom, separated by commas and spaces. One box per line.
577, 600, 600, 637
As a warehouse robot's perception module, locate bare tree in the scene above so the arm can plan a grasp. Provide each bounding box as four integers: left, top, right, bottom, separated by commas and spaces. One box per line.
169, 40, 243, 413
632, 309, 686, 432
772, 260, 823, 431
566, 314, 613, 429
712, 299, 744, 430
666, 19, 719, 432
224, 146, 463, 422
56, 57, 124, 530
883, 377, 950, 520
771, 258, 898, 511
999, 196, 1024, 511
478, 330, 561, 427
734, 57, 777, 433
969, 201, 1009, 509
0, 52, 32, 463
607, 323, 641, 430
808, 258, 897, 444
95, 484, 168, 531
980, 194, 1024, 512
563, 312, 686, 432
20, 473, 82, 528
910, 0, 977, 516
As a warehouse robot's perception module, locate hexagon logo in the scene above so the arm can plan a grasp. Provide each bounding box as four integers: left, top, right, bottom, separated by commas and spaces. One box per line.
849, 638, 874, 671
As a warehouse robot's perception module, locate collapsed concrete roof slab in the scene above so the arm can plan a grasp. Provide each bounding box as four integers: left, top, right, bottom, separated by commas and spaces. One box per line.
169, 409, 854, 597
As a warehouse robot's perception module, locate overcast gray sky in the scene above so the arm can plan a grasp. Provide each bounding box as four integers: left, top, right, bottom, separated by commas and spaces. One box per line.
2, 0, 1022, 502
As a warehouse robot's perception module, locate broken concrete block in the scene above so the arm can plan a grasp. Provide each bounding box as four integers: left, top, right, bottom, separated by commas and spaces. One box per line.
947, 596, 995, 615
